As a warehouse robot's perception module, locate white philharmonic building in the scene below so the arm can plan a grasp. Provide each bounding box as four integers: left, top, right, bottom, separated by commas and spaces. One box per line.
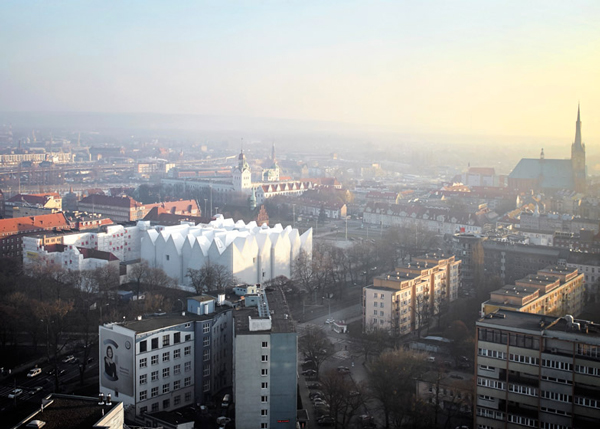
141, 215, 312, 286
23, 215, 312, 288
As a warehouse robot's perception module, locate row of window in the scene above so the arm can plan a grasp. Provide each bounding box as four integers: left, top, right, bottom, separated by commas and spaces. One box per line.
542, 359, 573, 371
478, 348, 506, 360
541, 390, 571, 403
478, 328, 540, 350
540, 406, 571, 417
540, 423, 571, 429
139, 333, 191, 353
541, 375, 572, 385
575, 396, 600, 409
139, 392, 192, 413
476, 407, 503, 420
575, 364, 600, 377
510, 353, 538, 366
139, 377, 192, 400
508, 384, 537, 397
576, 344, 600, 359
139, 362, 193, 384
140, 347, 192, 368
507, 414, 537, 427
477, 377, 505, 390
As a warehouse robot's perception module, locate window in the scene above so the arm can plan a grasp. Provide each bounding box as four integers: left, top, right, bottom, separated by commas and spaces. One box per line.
203, 349, 210, 361
185, 334, 191, 341
163, 398, 170, 409
174, 332, 181, 343
262, 341, 268, 348
380, 302, 384, 308
166, 255, 170, 261
151, 338, 159, 350
163, 367, 170, 378
203, 337, 210, 347
151, 387, 158, 398
162, 383, 170, 394
542, 359, 573, 371
174, 380, 181, 390
140, 406, 147, 414
139, 374, 147, 385
261, 424, 268, 429
380, 293, 384, 298
203, 322, 210, 333
163, 351, 170, 362
380, 311, 384, 316
162, 335, 170, 347
261, 395, 268, 402
185, 392, 191, 402
151, 355, 158, 365
139, 390, 147, 401
204, 365, 210, 377
261, 382, 268, 388
262, 355, 269, 362
478, 348, 506, 360
373, 302, 378, 307
184, 377, 191, 387
261, 409, 268, 416
541, 390, 571, 403
140, 340, 147, 353
174, 364, 181, 375
261, 369, 268, 376
174, 349, 181, 359
184, 346, 191, 356
373, 310, 378, 315
373, 292, 378, 298
151, 402, 159, 412
477, 377, 505, 390
203, 379, 210, 392
139, 358, 147, 368
174, 395, 181, 406
185, 361, 192, 372
151, 371, 159, 381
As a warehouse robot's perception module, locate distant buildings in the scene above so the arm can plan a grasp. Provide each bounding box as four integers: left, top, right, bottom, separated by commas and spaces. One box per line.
475, 310, 600, 429
508, 106, 587, 193
363, 253, 461, 336
4, 192, 62, 218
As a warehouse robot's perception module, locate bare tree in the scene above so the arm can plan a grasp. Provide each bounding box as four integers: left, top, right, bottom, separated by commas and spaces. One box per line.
40, 298, 75, 391
127, 260, 152, 299
186, 261, 236, 294
293, 249, 316, 301
298, 325, 336, 379
319, 369, 368, 428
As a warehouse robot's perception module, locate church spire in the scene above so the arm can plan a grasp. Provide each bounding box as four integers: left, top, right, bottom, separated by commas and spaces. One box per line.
574, 103, 583, 149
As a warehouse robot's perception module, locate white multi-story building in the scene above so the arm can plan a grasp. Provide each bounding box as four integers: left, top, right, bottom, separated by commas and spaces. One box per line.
233, 287, 297, 429
99, 295, 232, 422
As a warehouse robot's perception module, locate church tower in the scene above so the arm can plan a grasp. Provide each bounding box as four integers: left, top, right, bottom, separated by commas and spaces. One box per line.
571, 104, 587, 193
233, 149, 252, 192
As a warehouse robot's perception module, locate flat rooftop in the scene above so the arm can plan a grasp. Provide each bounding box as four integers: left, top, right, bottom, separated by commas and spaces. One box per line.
16, 395, 120, 429
117, 310, 225, 334
234, 287, 296, 335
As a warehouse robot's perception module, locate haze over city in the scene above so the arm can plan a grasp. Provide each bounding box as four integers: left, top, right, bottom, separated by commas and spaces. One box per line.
1, 1, 599, 143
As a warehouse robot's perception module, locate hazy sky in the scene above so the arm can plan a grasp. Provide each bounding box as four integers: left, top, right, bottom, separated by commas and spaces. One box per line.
1, 1, 599, 140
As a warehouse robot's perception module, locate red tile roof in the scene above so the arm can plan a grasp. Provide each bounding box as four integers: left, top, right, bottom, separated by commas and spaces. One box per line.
0, 213, 70, 234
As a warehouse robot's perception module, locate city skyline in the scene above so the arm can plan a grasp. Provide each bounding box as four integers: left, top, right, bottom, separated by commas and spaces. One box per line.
1, 1, 599, 141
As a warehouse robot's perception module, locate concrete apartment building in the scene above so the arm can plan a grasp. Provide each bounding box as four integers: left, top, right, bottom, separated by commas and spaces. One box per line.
566, 252, 600, 298
363, 253, 461, 335
481, 266, 585, 318
475, 310, 600, 429
233, 287, 297, 429
98, 295, 232, 422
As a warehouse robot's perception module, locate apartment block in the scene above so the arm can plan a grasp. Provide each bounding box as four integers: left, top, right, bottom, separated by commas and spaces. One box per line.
233, 287, 297, 429
481, 266, 585, 317
475, 310, 600, 429
362, 253, 461, 335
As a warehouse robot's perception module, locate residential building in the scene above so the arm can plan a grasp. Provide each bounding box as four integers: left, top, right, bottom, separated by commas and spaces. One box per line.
475, 310, 600, 429
362, 254, 461, 336
98, 295, 232, 421
566, 252, 600, 298
233, 286, 297, 429
416, 370, 473, 417
481, 266, 585, 317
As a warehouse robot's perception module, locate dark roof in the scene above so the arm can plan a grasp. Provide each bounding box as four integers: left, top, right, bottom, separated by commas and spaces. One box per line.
16, 395, 120, 429
119, 310, 226, 334
509, 158, 574, 189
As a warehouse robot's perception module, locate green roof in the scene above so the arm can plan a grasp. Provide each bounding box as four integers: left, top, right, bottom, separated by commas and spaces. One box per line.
509, 158, 574, 189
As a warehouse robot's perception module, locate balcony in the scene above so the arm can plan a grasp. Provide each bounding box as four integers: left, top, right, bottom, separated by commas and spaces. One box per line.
508, 373, 539, 387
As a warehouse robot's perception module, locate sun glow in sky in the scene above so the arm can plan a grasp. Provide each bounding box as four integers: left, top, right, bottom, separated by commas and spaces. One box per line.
1, 0, 599, 140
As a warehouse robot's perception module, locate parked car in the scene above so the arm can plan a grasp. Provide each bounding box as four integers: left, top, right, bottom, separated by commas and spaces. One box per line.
8, 388, 23, 399
58, 369, 66, 376
27, 368, 42, 378
62, 355, 76, 364
325, 318, 335, 324
309, 391, 324, 400
307, 382, 322, 390
29, 386, 43, 395
337, 366, 350, 373
318, 416, 335, 426
301, 369, 317, 376
426, 356, 436, 363
314, 400, 328, 407
221, 394, 230, 408
216, 416, 231, 426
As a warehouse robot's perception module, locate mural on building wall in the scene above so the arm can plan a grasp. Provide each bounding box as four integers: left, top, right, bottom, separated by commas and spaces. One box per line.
100, 329, 134, 396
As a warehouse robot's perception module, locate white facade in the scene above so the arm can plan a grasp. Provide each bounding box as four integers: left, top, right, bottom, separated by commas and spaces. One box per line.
141, 215, 312, 286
